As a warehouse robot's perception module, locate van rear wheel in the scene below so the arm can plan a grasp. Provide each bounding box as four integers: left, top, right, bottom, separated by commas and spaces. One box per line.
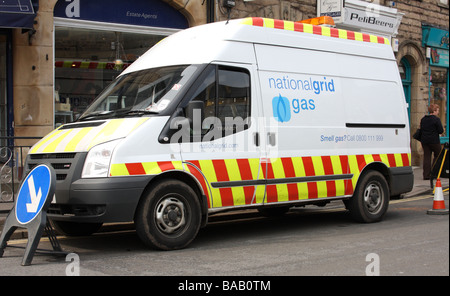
135, 179, 201, 250
347, 170, 389, 223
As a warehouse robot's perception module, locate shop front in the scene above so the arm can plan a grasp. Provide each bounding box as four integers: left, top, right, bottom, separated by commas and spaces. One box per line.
0, 0, 38, 144
422, 25, 449, 144
53, 0, 188, 126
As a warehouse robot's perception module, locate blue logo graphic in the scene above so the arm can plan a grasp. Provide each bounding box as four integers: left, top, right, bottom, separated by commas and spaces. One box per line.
15, 165, 53, 224
272, 94, 291, 122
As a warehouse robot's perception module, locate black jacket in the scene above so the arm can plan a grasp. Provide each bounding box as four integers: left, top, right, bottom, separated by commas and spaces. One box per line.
420, 115, 444, 144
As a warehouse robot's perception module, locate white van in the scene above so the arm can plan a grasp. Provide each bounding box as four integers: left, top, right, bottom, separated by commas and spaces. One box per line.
26, 17, 413, 250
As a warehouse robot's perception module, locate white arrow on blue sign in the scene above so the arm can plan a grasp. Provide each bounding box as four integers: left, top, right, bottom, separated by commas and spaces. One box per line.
15, 165, 53, 225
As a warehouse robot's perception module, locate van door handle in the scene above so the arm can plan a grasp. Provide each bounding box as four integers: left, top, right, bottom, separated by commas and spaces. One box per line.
254, 132, 260, 147
268, 132, 276, 146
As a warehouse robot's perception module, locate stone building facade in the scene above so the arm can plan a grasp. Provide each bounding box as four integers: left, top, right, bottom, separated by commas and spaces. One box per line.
1, 0, 448, 167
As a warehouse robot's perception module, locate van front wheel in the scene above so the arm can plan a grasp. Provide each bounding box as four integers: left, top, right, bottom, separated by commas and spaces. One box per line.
135, 179, 201, 250
347, 170, 389, 223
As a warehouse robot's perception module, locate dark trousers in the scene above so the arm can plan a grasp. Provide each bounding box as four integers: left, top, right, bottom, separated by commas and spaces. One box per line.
421, 143, 442, 179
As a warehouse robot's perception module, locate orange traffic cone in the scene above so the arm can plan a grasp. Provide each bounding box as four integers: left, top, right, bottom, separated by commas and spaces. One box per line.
427, 179, 449, 215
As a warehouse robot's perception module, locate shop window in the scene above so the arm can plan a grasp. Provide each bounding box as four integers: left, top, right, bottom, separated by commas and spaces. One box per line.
400, 57, 411, 120
54, 27, 165, 127
429, 67, 448, 142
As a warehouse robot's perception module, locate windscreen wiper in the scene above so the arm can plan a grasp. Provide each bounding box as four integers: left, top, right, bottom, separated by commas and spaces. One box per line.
115, 109, 159, 117
78, 111, 114, 121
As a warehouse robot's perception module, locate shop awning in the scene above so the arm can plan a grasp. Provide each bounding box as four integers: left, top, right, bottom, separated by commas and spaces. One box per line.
0, 0, 38, 29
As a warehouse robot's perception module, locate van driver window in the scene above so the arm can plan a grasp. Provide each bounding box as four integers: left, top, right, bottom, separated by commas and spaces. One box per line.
187, 65, 251, 141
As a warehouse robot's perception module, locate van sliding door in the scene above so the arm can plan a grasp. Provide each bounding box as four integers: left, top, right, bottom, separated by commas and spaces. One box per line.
254, 44, 351, 204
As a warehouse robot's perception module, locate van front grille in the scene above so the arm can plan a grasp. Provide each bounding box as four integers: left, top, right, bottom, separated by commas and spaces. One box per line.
26, 153, 79, 181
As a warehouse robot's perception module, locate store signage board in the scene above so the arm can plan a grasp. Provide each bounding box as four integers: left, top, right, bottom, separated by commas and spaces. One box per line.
430, 48, 449, 68
0, 165, 61, 266
322, 0, 403, 38
422, 26, 449, 49
317, 0, 344, 23
0, 0, 34, 14
54, 0, 188, 29
343, 6, 399, 36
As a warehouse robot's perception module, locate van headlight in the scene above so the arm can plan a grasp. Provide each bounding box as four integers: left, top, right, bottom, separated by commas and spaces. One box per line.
82, 139, 121, 178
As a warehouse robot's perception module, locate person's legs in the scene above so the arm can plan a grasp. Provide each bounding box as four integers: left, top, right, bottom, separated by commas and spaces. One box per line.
422, 143, 432, 179
430, 143, 443, 173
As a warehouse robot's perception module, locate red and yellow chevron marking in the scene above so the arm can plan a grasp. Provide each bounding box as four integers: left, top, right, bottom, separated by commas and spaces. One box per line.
240, 17, 390, 45
109, 153, 410, 208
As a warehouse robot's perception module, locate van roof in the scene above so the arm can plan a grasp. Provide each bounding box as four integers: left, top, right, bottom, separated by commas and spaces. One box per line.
122, 18, 394, 75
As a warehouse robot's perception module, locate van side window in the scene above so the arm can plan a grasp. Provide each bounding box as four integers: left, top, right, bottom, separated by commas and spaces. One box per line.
187, 65, 251, 141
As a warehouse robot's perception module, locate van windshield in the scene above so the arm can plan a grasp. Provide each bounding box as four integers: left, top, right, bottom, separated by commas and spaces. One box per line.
78, 65, 197, 121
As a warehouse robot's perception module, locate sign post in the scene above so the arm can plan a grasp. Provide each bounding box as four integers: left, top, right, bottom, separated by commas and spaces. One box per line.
0, 164, 65, 266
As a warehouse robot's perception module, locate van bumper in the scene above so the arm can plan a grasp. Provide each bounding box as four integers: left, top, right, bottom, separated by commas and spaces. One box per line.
389, 166, 414, 196
48, 176, 151, 223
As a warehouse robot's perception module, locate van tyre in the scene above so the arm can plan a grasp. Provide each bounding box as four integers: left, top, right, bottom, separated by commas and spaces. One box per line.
347, 170, 389, 223
135, 179, 202, 250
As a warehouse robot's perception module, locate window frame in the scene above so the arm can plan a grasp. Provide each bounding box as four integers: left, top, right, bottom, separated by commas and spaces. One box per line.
180, 64, 252, 142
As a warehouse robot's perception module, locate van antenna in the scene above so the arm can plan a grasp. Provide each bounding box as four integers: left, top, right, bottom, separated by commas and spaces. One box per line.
223, 0, 235, 24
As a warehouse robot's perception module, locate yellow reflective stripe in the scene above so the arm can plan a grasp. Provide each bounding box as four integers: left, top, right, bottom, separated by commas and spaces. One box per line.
370, 35, 378, 43
240, 18, 253, 26
303, 23, 313, 34
271, 158, 289, 202
30, 128, 63, 154
172, 161, 184, 171
224, 159, 246, 206
394, 153, 403, 167
364, 154, 375, 166
321, 26, 331, 37
42, 130, 72, 153
284, 20, 294, 31
109, 163, 129, 176
64, 127, 93, 152
141, 162, 163, 175
88, 119, 125, 149
330, 155, 346, 196
311, 156, 328, 198
199, 160, 222, 208
354, 32, 363, 41
241, 18, 387, 44
379, 154, 390, 166
338, 29, 348, 40
291, 157, 309, 200
251, 158, 265, 204
348, 155, 360, 189
264, 18, 275, 28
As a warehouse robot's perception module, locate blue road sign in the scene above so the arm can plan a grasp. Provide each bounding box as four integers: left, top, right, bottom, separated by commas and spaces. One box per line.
15, 165, 53, 225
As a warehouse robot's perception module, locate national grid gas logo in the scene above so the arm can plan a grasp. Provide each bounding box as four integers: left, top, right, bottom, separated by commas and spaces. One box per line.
270, 75, 336, 123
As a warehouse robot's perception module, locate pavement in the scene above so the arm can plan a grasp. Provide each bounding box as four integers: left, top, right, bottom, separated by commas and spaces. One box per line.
1, 167, 449, 241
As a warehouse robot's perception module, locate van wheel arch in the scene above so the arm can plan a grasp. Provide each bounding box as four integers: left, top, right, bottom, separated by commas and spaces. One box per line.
135, 171, 208, 228
346, 168, 390, 223
359, 162, 392, 193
